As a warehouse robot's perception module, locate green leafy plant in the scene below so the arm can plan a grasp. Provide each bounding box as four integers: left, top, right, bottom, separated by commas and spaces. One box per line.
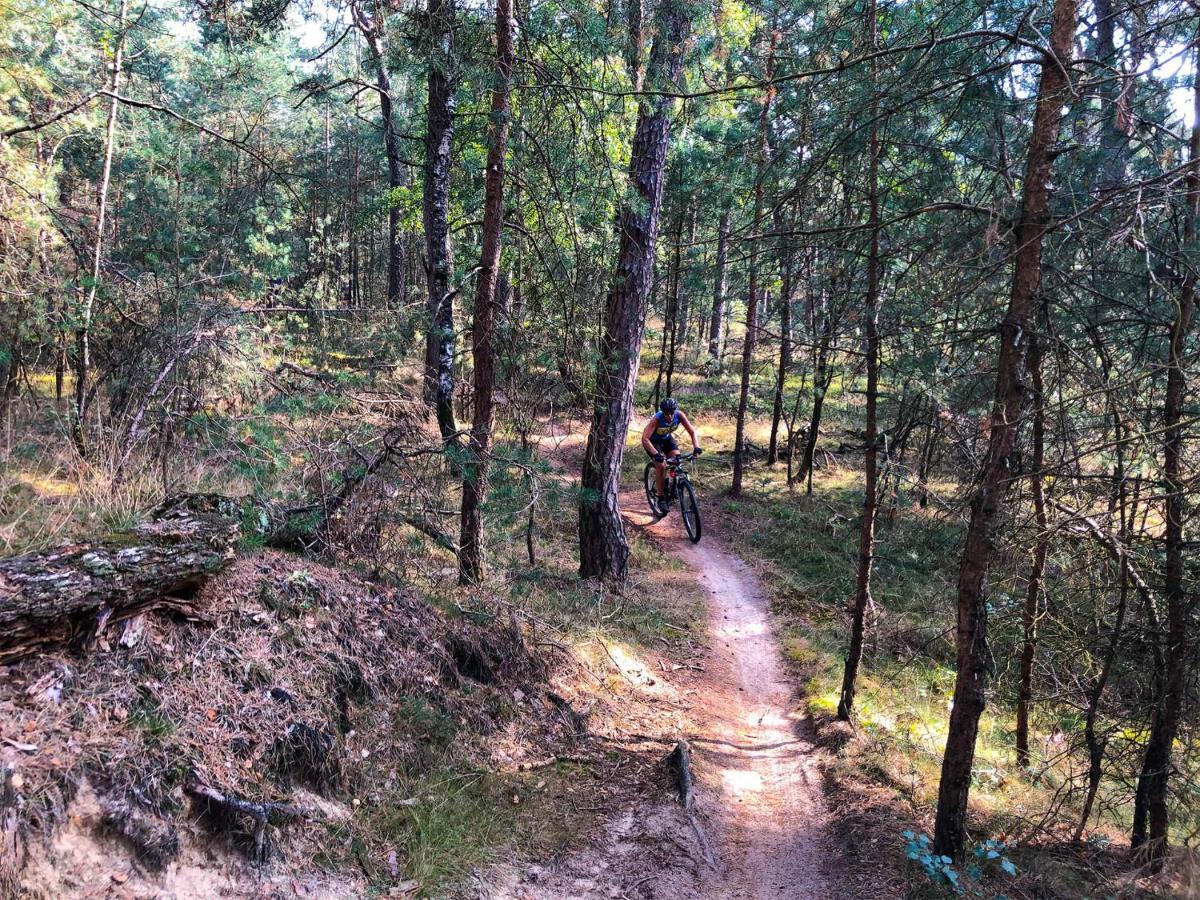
903, 831, 1017, 897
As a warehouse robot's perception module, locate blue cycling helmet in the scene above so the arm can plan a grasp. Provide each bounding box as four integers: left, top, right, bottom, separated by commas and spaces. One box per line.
659, 397, 678, 415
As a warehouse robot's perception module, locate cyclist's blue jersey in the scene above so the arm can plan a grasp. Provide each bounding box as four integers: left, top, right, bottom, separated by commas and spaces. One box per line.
653, 410, 681, 437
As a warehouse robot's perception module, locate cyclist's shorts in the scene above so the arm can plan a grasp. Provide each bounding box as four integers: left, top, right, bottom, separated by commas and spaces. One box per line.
649, 434, 678, 455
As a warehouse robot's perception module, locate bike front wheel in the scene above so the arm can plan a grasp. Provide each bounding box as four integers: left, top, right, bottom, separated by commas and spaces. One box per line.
643, 463, 662, 517
679, 479, 701, 543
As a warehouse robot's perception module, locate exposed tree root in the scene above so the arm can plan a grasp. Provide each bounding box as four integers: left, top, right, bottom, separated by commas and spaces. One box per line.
667, 740, 716, 870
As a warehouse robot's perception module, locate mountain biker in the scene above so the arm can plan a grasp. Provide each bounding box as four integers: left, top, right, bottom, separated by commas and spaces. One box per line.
641, 397, 702, 514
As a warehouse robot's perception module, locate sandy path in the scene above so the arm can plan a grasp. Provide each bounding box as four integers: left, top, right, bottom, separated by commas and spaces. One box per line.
624, 492, 832, 898
484, 429, 834, 898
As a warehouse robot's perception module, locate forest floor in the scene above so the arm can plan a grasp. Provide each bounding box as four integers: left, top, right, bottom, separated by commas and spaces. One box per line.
478, 425, 895, 899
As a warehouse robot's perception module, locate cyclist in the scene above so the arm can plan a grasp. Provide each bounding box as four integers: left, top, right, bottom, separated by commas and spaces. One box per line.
641, 397, 702, 514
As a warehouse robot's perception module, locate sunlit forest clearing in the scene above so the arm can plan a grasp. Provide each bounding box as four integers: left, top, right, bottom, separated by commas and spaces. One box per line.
2, 0, 1200, 896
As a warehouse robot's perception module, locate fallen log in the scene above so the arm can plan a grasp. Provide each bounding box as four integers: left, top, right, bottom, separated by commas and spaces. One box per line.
0, 494, 306, 665
0, 444, 461, 664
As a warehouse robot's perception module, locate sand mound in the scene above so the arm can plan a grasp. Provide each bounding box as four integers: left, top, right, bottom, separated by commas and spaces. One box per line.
1, 551, 556, 897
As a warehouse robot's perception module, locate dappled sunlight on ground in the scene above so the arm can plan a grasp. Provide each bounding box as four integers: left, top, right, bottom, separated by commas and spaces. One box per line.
11, 470, 78, 498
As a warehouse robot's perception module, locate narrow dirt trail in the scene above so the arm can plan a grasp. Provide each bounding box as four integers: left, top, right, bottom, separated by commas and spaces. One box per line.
486, 425, 838, 898
623, 490, 833, 898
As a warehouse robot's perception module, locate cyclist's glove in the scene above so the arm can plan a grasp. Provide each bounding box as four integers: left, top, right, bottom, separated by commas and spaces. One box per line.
653, 452, 665, 463
694, 447, 703, 456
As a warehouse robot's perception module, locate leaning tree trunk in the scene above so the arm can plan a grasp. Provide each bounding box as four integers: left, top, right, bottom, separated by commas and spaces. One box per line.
1131, 38, 1199, 868
579, 0, 693, 583
837, 0, 882, 722
423, 0, 460, 446
731, 27, 776, 497
458, 0, 514, 584
932, 0, 1076, 860
351, 0, 405, 310
74, 0, 127, 456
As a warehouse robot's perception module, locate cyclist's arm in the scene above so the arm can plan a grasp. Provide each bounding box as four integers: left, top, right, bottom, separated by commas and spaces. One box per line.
679, 412, 700, 451
641, 418, 660, 456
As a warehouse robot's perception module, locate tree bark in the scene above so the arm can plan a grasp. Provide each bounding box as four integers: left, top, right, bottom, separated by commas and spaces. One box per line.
1092, 0, 1129, 190
625, 0, 644, 90
423, 0, 460, 445
665, 212, 684, 398
578, 0, 692, 583
1130, 38, 1199, 868
0, 494, 307, 665
459, 0, 514, 583
707, 206, 730, 367
838, 0, 882, 721
799, 304, 833, 492
73, 0, 127, 456
351, 0, 405, 311
931, 0, 1076, 859
767, 203, 794, 466
1075, 476, 1137, 843
652, 207, 679, 406
0, 318, 21, 442
0, 456, 466, 665
731, 28, 776, 496
916, 404, 937, 508
1015, 329, 1048, 766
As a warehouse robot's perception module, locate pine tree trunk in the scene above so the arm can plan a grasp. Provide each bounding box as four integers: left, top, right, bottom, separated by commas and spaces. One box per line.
838, 1, 881, 721
73, 0, 127, 456
458, 0, 514, 583
423, 0, 460, 445
932, 0, 1076, 859
0, 326, 20, 447
1015, 330, 1048, 766
799, 312, 833, 492
731, 28, 776, 497
1075, 476, 1136, 842
1092, 0, 1128, 190
1131, 40, 1199, 868
579, 0, 692, 583
664, 214, 683, 398
351, 0, 405, 311
767, 202, 794, 466
766, 277, 791, 465
652, 262, 669, 407
916, 407, 936, 508
707, 206, 730, 367
1074, 335, 1130, 842
625, 0, 644, 90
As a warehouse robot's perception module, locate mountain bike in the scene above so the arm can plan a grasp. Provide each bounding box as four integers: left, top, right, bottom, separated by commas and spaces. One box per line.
643, 451, 702, 543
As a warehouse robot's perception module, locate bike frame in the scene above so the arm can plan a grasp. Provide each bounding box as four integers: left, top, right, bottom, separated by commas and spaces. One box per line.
663, 452, 697, 498
643, 450, 701, 542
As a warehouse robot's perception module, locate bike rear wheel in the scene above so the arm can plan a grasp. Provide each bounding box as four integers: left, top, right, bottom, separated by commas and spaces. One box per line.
679, 479, 701, 543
